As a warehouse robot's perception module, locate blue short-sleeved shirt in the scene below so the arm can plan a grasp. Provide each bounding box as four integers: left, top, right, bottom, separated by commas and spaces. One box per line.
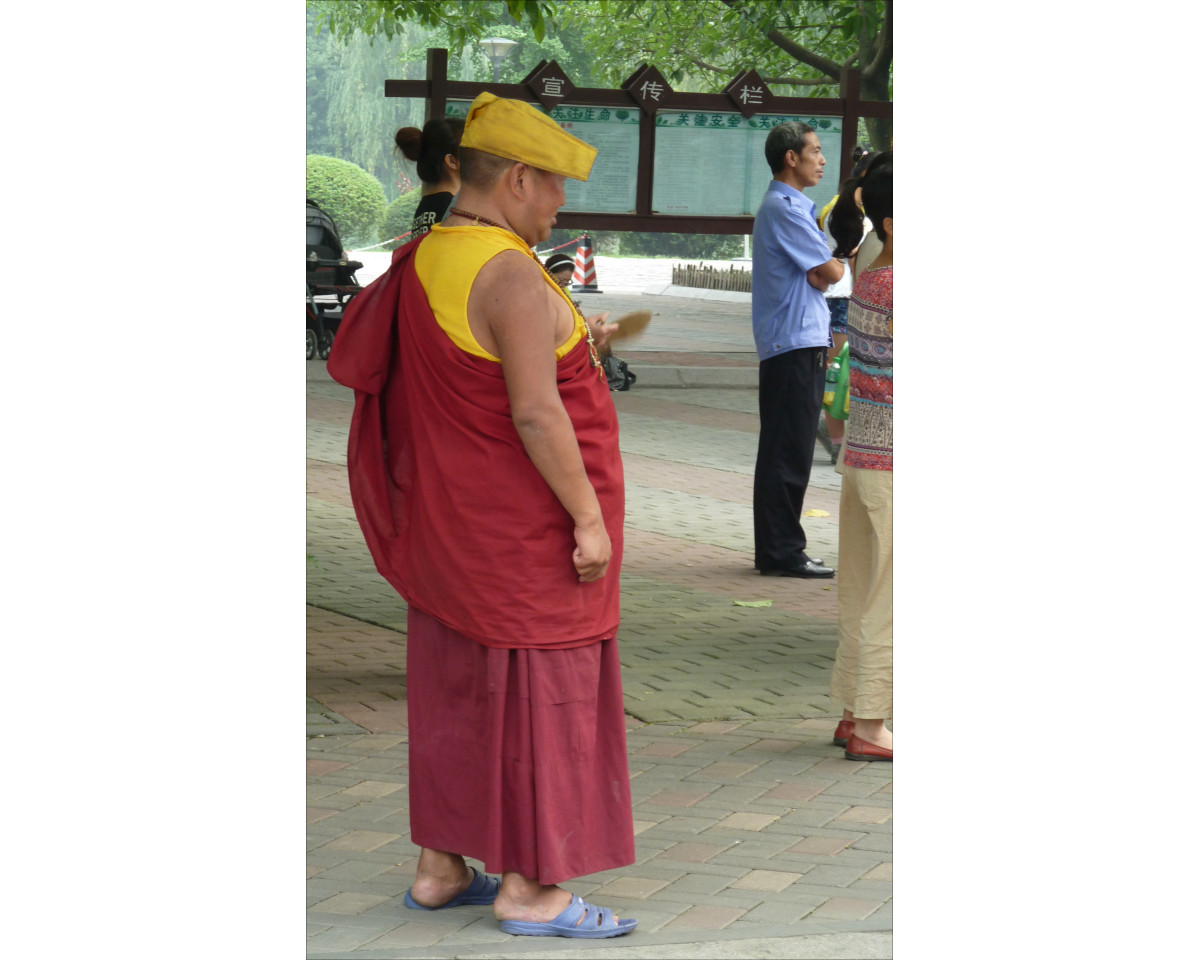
751, 181, 833, 361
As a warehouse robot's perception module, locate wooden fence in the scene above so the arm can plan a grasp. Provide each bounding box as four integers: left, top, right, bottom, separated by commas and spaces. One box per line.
671, 262, 753, 293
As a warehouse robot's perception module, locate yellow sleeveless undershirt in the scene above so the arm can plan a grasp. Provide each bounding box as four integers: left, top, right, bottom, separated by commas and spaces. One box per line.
414, 223, 585, 362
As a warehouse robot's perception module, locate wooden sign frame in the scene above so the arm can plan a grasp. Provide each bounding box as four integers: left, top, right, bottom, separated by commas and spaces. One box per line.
385, 49, 891, 235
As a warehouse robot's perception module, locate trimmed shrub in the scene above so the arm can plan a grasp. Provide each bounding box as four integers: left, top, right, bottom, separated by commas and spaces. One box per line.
380, 189, 423, 249
305, 155, 386, 249
615, 231, 744, 259
541, 228, 743, 260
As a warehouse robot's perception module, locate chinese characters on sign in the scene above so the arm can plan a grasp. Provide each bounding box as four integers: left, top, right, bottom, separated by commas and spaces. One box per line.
625, 65, 672, 116
723, 68, 775, 118
525, 60, 575, 109
640, 80, 664, 101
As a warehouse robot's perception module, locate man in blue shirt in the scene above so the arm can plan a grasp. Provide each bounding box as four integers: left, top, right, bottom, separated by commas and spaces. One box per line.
751, 122, 844, 578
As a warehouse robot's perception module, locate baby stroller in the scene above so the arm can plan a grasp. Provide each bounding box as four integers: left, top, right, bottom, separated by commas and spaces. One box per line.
306, 199, 363, 360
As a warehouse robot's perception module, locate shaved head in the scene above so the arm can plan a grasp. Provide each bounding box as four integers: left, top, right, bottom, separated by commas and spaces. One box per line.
458, 147, 516, 190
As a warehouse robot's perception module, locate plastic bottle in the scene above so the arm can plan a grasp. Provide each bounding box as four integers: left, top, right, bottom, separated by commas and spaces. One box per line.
823, 357, 839, 410
823, 342, 849, 417
829, 341, 851, 421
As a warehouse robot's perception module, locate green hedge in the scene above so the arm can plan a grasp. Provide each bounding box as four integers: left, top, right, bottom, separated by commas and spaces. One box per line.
305, 155, 386, 249
541, 228, 744, 260
380, 189, 423, 249
616, 231, 744, 259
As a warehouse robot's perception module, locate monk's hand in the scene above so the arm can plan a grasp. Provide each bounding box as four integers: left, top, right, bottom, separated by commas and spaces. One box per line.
572, 518, 612, 582
586, 312, 613, 350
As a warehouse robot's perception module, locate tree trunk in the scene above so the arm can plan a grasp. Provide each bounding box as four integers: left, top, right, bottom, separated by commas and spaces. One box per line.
857, 1, 892, 152
861, 69, 892, 152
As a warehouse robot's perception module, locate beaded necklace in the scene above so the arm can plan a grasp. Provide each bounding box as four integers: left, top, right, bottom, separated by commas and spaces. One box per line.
447, 207, 508, 230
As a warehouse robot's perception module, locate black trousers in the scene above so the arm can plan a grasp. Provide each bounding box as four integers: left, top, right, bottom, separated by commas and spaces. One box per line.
753, 347, 825, 570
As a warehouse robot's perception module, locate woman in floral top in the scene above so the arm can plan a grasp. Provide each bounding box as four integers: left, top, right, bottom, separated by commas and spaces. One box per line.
829, 153, 893, 761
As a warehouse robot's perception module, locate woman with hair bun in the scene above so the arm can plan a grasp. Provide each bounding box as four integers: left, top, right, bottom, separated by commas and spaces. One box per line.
395, 117, 465, 239
830, 152, 893, 763
814, 146, 874, 463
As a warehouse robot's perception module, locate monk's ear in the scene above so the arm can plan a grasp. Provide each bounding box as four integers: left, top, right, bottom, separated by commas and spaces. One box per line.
507, 162, 532, 198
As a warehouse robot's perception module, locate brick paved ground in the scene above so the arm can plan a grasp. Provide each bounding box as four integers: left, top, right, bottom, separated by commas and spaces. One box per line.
306, 290, 890, 958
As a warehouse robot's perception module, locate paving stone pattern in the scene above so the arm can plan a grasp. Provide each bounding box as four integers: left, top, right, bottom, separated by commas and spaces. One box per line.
306, 292, 890, 958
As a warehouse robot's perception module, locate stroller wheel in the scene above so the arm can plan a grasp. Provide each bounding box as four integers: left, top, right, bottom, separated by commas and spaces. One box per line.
318, 331, 333, 360
306, 328, 317, 360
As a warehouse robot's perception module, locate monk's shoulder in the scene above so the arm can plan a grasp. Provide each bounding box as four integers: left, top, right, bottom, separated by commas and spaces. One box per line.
477, 248, 541, 284
473, 250, 548, 314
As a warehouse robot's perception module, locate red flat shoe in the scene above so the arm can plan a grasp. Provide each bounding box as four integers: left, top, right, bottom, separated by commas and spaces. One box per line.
833, 720, 855, 747
845, 733, 892, 762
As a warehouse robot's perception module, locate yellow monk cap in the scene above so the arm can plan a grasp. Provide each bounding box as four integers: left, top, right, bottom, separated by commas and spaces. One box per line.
460, 92, 597, 181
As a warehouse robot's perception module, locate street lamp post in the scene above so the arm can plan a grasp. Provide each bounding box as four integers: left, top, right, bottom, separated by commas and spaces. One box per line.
478, 37, 517, 83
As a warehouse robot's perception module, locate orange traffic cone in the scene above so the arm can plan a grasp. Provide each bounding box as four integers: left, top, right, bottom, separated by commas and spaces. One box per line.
570, 233, 602, 294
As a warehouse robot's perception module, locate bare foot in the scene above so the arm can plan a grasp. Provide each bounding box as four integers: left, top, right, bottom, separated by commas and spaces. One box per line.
493, 875, 571, 923
407, 850, 474, 908
493, 874, 621, 927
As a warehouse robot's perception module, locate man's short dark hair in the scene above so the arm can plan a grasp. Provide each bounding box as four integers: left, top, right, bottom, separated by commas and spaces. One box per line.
764, 121, 816, 174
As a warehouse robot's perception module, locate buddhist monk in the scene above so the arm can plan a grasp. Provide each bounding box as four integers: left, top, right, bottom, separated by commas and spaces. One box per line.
327, 92, 636, 940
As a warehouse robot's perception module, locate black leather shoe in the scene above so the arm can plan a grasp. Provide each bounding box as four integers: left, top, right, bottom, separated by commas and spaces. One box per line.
760, 560, 834, 579
755, 558, 822, 570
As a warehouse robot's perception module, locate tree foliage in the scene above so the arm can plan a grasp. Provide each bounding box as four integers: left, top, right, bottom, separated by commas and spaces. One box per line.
306, 155, 388, 248
311, 0, 558, 46
309, 0, 892, 147
307, 2, 599, 200
307, 5, 430, 202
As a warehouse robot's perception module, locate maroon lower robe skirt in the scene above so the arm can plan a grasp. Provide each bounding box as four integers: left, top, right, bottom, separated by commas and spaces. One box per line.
406, 606, 636, 886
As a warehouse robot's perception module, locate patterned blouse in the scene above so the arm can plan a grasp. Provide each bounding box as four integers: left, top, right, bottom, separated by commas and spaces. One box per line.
843, 266, 893, 471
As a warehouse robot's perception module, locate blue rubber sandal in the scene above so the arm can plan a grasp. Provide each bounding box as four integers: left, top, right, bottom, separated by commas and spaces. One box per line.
403, 867, 500, 910
499, 894, 637, 939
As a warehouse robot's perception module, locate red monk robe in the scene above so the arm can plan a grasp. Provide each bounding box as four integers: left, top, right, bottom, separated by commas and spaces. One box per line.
327, 235, 624, 650
326, 235, 635, 884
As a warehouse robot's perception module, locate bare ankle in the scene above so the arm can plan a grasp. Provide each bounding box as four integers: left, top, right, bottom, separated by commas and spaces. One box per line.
494, 874, 572, 923
406, 849, 475, 907
415, 849, 468, 882
854, 719, 892, 746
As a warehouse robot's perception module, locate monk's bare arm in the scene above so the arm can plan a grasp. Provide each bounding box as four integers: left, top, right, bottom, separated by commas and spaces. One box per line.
470, 252, 611, 582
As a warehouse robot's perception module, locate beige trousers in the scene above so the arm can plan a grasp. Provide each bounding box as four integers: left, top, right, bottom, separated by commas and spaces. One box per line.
830, 465, 893, 719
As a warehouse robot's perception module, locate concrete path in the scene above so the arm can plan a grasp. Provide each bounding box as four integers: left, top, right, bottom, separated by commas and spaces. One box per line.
306, 261, 889, 958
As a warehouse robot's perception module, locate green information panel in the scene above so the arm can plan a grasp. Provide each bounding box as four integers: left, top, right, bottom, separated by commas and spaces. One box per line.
652, 111, 842, 218
448, 100, 640, 214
